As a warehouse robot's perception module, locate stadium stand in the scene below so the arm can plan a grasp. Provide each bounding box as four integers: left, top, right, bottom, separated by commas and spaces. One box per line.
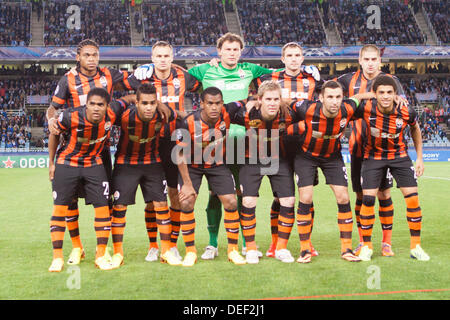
141, 0, 228, 45
0, 112, 32, 149
44, 0, 131, 46
235, 0, 327, 45
0, 1, 31, 46
422, 0, 449, 44
330, 0, 425, 45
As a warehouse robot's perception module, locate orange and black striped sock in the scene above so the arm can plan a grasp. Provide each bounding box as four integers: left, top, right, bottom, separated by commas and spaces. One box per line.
404, 193, 422, 249
144, 208, 158, 249
180, 209, 196, 253
360, 195, 376, 249
111, 206, 127, 256
240, 206, 257, 251
169, 207, 181, 247
270, 200, 280, 244
155, 205, 171, 254
50, 205, 68, 259
66, 201, 82, 249
297, 202, 312, 252
354, 196, 363, 243
224, 208, 240, 253
94, 206, 111, 258
378, 197, 394, 245
276, 205, 295, 251
337, 203, 353, 253
310, 202, 315, 232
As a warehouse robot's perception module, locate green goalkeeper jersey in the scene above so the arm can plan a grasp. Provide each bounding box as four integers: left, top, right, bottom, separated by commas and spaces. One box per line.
188, 62, 274, 138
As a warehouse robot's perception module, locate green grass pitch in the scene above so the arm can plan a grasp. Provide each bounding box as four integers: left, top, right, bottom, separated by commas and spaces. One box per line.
0, 163, 449, 300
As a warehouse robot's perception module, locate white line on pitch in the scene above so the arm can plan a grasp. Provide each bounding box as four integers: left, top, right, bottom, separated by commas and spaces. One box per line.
422, 176, 450, 181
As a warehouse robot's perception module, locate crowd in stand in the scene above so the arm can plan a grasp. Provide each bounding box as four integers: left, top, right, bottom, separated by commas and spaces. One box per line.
422, 0, 449, 44
142, 1, 227, 46
0, 112, 32, 149
0, 3, 31, 46
330, 0, 425, 45
236, 0, 326, 46
44, 0, 131, 46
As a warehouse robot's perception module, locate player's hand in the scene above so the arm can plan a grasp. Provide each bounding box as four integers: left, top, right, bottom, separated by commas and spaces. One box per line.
49, 163, 55, 181
48, 118, 61, 135
179, 184, 197, 202
301, 65, 320, 81
415, 158, 424, 177
395, 95, 409, 108
156, 101, 170, 121
208, 58, 220, 68
134, 63, 154, 80
279, 100, 292, 118
245, 100, 259, 112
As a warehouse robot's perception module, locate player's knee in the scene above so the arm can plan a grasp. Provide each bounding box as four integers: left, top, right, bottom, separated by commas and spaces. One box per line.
222, 196, 237, 211
362, 195, 376, 207
145, 202, 154, 211
242, 196, 256, 208
279, 196, 295, 208
180, 199, 194, 212
168, 188, 180, 206
153, 201, 168, 208
378, 188, 391, 200
299, 191, 313, 204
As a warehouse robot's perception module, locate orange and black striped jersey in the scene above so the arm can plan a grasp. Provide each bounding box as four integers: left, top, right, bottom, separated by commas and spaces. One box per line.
176, 102, 242, 168
55, 99, 127, 167
256, 70, 321, 101
354, 99, 417, 160
51, 67, 132, 110
336, 70, 405, 158
127, 67, 200, 113
231, 103, 297, 163
288, 99, 359, 158
114, 106, 176, 165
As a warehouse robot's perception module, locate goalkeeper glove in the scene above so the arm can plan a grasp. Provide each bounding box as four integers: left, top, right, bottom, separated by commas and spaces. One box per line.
134, 63, 154, 80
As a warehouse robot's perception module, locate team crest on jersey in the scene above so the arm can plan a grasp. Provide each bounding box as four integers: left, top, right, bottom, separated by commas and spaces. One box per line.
104, 121, 112, 131
155, 122, 162, 131
340, 119, 347, 128
278, 122, 286, 132
99, 76, 108, 88
248, 119, 262, 128
302, 79, 310, 86
173, 78, 181, 89
219, 121, 226, 131
238, 69, 246, 79
396, 118, 403, 128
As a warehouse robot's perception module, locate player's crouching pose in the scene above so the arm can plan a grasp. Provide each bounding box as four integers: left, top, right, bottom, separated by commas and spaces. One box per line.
48, 88, 133, 272
110, 83, 181, 269
355, 75, 430, 261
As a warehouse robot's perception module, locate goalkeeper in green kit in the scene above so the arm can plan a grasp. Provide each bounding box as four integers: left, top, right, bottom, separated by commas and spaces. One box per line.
134, 32, 320, 260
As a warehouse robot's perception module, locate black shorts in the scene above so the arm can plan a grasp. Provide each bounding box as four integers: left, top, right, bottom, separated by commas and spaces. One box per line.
159, 138, 179, 189
52, 164, 109, 207
294, 152, 348, 187
74, 148, 112, 203
112, 163, 167, 205
351, 155, 393, 193
239, 159, 295, 198
178, 165, 236, 196
361, 156, 417, 190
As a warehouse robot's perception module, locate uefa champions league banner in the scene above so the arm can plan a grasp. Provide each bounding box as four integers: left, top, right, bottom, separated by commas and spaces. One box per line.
1, 148, 450, 169
0, 45, 448, 61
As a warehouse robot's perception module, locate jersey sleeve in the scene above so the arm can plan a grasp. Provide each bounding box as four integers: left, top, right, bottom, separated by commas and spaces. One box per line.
344, 98, 359, 116
226, 101, 246, 126
123, 73, 143, 91
336, 73, 351, 96
109, 68, 133, 90
110, 99, 128, 121
51, 75, 70, 109
255, 73, 272, 88
246, 62, 276, 79
392, 75, 406, 98
188, 63, 212, 81
407, 106, 418, 126
291, 99, 310, 120
56, 109, 71, 132
175, 118, 190, 147
184, 71, 201, 92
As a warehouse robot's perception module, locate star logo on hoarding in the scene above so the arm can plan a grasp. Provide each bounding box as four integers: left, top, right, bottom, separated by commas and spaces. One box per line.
2, 156, 15, 168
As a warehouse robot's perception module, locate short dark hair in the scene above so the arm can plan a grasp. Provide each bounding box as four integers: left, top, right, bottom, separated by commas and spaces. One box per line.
87, 87, 110, 104
320, 80, 343, 95
373, 75, 397, 93
201, 87, 223, 101
136, 83, 157, 101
